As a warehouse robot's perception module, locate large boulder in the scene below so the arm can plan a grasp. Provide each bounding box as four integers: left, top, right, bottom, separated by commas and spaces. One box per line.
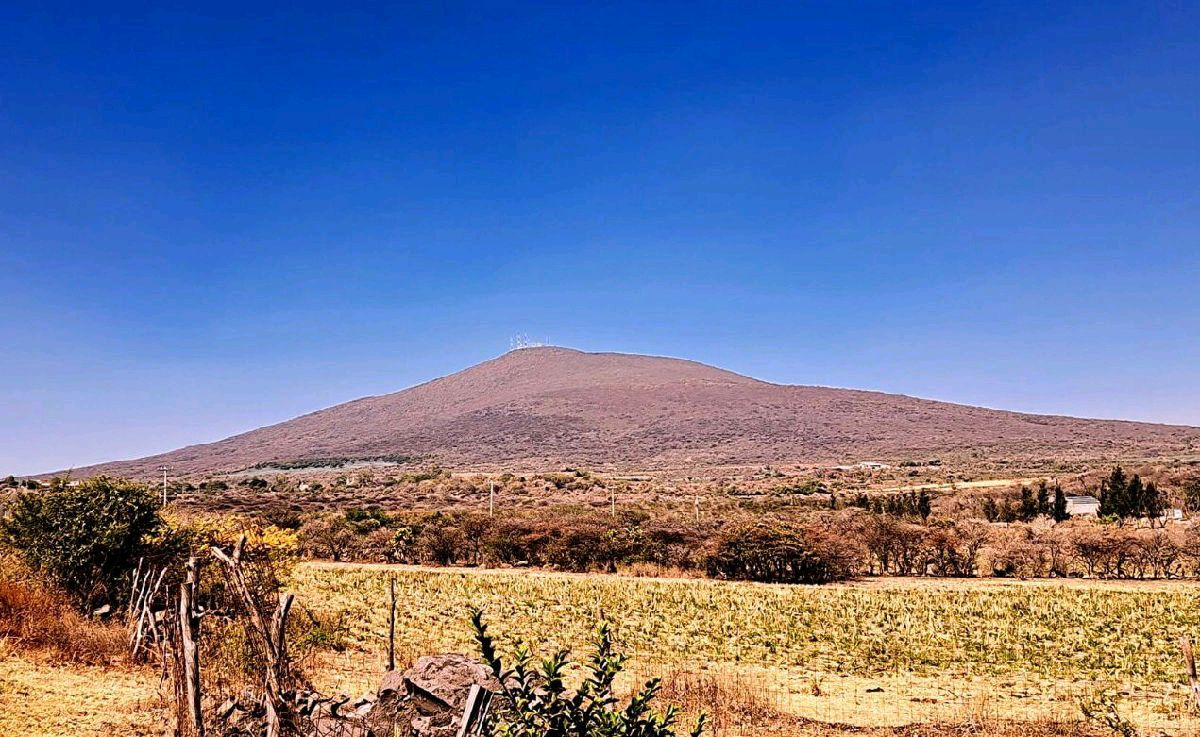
381, 654, 501, 737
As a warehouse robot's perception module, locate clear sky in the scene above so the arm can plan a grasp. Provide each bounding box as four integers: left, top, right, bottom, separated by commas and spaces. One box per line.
2, 1, 1198, 474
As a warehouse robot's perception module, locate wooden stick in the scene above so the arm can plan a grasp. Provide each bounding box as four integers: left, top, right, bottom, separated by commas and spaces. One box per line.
1183, 637, 1200, 710
212, 539, 275, 661
387, 575, 397, 672
270, 592, 295, 683
127, 557, 144, 627
131, 567, 166, 658
129, 566, 149, 650
456, 684, 493, 737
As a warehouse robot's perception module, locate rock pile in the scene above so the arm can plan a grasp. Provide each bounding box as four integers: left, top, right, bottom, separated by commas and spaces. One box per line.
206, 653, 500, 737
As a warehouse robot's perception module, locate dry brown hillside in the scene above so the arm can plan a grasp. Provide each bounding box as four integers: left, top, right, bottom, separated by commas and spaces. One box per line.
71, 347, 1200, 477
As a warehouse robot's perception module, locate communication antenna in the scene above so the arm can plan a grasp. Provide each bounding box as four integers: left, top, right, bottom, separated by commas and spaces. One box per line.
158, 465, 170, 507
509, 334, 548, 351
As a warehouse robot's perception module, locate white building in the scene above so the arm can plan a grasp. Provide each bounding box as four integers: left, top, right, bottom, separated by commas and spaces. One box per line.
1065, 495, 1101, 516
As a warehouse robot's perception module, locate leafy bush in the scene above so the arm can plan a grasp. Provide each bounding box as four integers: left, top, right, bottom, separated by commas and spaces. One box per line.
705, 521, 860, 584
170, 514, 299, 576
0, 476, 164, 608
471, 608, 705, 737
297, 513, 358, 561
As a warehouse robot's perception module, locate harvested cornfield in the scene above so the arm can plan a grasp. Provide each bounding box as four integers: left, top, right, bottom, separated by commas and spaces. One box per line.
292, 564, 1200, 734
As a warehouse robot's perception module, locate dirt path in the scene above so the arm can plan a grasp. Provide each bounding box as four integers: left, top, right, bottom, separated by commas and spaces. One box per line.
298, 561, 1196, 593
873, 477, 1035, 493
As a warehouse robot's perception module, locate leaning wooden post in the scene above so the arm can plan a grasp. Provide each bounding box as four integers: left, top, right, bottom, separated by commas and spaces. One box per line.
1183, 637, 1200, 710
127, 557, 144, 628
178, 557, 204, 737
386, 575, 397, 672
212, 535, 294, 737
265, 592, 295, 737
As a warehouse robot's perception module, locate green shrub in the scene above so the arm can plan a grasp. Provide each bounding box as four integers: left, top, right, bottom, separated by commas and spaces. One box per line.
471, 608, 705, 737
0, 476, 163, 609
704, 521, 860, 584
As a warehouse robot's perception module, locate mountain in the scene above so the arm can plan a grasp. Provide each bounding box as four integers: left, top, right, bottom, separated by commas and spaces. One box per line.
70, 347, 1200, 477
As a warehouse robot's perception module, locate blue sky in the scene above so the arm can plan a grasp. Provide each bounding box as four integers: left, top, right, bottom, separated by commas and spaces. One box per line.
2, 1, 1198, 474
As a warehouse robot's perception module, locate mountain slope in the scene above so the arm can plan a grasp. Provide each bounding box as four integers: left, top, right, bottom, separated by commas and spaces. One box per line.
73, 347, 1200, 477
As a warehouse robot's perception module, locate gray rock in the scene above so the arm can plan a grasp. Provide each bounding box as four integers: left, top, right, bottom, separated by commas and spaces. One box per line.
379, 669, 406, 699
392, 654, 501, 737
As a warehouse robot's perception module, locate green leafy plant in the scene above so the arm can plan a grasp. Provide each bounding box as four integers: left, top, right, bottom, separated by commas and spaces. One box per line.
0, 476, 164, 609
470, 607, 705, 737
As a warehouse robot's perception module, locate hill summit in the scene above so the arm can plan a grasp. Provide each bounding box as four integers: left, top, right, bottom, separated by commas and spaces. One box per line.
74, 346, 1200, 477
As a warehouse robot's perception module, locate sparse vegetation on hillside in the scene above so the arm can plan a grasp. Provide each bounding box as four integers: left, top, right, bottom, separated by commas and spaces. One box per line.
246, 454, 419, 471
70, 348, 1200, 478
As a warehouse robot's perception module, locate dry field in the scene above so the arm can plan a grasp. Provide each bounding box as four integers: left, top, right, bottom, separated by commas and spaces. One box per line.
4, 566, 1200, 736
0, 652, 164, 737
292, 564, 1200, 735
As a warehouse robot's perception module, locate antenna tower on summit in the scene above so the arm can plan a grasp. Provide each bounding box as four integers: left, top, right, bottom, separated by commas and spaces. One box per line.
510, 334, 548, 350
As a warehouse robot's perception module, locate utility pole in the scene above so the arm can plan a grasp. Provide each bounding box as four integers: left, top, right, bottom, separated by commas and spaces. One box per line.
610, 486, 616, 518
489, 481, 495, 517
694, 493, 700, 524
158, 465, 170, 508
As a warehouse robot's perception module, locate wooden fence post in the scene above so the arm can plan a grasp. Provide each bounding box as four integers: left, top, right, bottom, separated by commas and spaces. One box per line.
1183, 637, 1200, 710
387, 575, 397, 672
178, 557, 204, 737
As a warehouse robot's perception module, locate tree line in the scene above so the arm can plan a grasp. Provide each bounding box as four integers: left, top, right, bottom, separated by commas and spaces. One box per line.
3, 469, 1199, 611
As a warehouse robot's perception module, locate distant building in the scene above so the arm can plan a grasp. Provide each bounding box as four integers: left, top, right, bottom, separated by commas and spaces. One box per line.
1065, 495, 1101, 516
832, 461, 892, 471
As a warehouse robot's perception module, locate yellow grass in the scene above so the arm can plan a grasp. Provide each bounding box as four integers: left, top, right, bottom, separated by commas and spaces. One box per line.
0, 654, 164, 737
